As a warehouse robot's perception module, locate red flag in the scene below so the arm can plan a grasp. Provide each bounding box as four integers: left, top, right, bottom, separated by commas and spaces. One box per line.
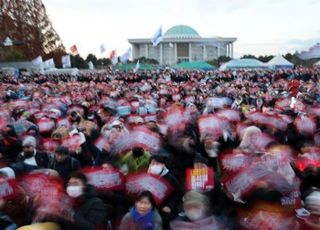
109, 50, 116, 59
70, 44, 78, 54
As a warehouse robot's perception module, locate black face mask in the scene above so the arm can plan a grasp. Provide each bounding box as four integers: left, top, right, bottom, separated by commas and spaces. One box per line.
24, 150, 34, 158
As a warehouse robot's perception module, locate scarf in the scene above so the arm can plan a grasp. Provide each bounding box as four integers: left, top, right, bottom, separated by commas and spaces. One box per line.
130, 207, 155, 230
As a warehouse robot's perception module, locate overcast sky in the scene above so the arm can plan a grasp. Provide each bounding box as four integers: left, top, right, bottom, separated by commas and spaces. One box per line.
42, 0, 320, 58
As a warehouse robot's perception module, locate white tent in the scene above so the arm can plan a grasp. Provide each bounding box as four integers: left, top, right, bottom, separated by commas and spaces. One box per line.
267, 55, 294, 70
219, 58, 266, 71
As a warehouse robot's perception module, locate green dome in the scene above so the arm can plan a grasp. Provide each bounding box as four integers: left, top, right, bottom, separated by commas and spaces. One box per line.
164, 25, 200, 38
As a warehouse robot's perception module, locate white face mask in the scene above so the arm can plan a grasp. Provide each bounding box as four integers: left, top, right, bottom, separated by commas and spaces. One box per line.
185, 209, 205, 221
148, 165, 163, 175
67, 185, 83, 198
206, 148, 218, 158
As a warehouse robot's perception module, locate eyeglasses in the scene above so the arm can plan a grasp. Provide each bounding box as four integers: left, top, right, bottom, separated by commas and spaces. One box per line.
23, 145, 33, 149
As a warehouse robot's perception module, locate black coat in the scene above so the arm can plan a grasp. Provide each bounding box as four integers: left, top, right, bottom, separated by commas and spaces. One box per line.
10, 150, 50, 175
73, 185, 107, 230
49, 156, 81, 183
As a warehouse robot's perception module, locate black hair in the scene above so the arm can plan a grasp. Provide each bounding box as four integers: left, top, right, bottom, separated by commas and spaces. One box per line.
132, 147, 144, 158
56, 146, 69, 155
136, 190, 157, 209
68, 171, 87, 184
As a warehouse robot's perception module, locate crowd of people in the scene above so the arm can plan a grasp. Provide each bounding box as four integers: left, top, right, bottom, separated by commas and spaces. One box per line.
0, 66, 319, 229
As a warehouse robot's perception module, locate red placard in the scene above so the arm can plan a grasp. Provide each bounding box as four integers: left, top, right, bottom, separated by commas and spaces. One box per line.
111, 127, 161, 155
18, 173, 73, 221
0, 179, 20, 200
125, 173, 173, 206
41, 138, 60, 152
82, 167, 125, 192
185, 167, 214, 191
37, 118, 56, 134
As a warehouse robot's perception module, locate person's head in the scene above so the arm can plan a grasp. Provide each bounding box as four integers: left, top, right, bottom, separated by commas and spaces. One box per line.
239, 126, 262, 149
132, 147, 144, 158
305, 189, 320, 215
183, 191, 210, 221
147, 154, 168, 175
135, 191, 156, 215
70, 111, 81, 123
204, 135, 220, 158
66, 172, 87, 198
244, 185, 283, 207
54, 146, 69, 163
22, 136, 36, 158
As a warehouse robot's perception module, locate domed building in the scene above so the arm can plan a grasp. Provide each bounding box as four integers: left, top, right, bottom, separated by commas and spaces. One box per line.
128, 25, 237, 65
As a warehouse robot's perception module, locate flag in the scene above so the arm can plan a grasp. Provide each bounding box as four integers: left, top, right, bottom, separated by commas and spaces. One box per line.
169, 42, 173, 48
134, 60, 140, 72
70, 44, 78, 54
44, 58, 55, 69
151, 26, 162, 47
88, 61, 94, 70
61, 55, 71, 68
32, 56, 43, 67
100, 44, 106, 54
120, 48, 131, 63
109, 50, 118, 66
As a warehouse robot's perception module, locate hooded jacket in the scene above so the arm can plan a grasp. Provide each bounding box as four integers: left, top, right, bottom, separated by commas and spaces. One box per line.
73, 184, 107, 230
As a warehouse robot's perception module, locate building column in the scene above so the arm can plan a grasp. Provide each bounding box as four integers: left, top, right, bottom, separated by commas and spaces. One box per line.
145, 44, 148, 58
231, 43, 234, 58
203, 44, 207, 60
174, 43, 177, 64
226, 44, 229, 57
189, 43, 192, 62
160, 43, 163, 65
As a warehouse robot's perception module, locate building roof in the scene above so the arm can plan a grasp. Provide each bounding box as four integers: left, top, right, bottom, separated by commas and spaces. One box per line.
128, 25, 236, 44
164, 25, 200, 38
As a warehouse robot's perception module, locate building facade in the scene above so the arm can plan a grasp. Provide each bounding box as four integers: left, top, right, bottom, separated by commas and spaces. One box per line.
128, 25, 237, 65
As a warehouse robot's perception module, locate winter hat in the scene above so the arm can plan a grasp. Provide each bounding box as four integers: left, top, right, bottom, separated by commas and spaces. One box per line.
183, 191, 209, 207
22, 136, 36, 148
0, 167, 16, 179
305, 191, 320, 213
55, 146, 69, 155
